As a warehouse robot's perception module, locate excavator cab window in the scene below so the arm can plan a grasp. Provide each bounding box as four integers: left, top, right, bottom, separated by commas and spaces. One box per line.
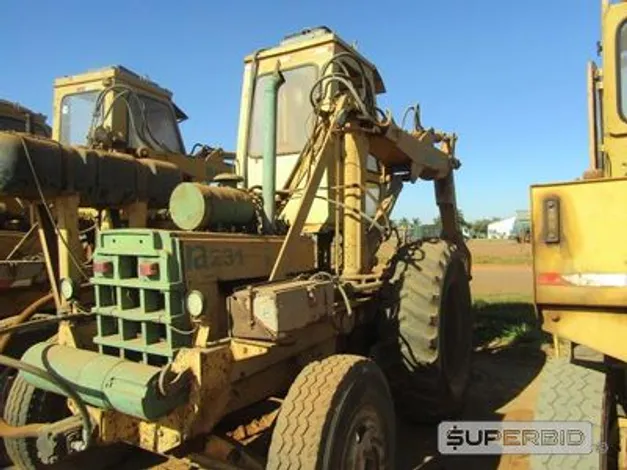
618, 21, 627, 118
59, 91, 100, 146
248, 65, 317, 157
59, 86, 184, 153
127, 94, 185, 154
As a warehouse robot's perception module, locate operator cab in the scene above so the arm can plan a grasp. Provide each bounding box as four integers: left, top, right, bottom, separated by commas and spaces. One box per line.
589, 0, 627, 176
53, 65, 187, 154
235, 26, 387, 231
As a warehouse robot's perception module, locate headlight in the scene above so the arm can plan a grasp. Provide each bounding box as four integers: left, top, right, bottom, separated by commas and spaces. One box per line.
185, 290, 205, 318
60, 278, 77, 301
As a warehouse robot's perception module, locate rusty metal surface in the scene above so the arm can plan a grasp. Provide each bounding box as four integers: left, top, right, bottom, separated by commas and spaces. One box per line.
228, 279, 334, 341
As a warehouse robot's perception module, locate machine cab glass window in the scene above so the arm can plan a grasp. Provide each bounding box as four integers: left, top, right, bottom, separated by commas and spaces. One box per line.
60, 91, 100, 146
618, 21, 627, 117
59, 89, 184, 153
128, 95, 184, 154
248, 65, 317, 157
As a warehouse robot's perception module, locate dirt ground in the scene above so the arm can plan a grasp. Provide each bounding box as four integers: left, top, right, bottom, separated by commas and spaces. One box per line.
467, 239, 532, 265
468, 239, 533, 298
393, 240, 543, 470
471, 264, 533, 299
397, 347, 545, 470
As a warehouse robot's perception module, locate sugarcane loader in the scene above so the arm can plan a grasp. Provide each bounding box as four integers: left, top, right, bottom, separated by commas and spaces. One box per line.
0, 27, 473, 469
530, 1, 627, 469
0, 66, 234, 467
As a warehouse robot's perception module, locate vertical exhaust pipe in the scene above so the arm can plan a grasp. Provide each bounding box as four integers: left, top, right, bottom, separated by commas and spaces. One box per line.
262, 63, 285, 232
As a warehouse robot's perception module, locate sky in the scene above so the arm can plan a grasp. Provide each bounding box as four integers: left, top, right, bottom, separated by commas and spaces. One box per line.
0, 0, 601, 223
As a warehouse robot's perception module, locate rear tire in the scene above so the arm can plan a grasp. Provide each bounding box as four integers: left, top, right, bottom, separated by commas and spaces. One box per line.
372, 239, 474, 423
530, 357, 606, 470
266, 354, 396, 470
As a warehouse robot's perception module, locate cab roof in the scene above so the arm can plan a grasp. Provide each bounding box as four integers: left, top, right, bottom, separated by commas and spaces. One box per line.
244, 26, 386, 94
54, 65, 188, 122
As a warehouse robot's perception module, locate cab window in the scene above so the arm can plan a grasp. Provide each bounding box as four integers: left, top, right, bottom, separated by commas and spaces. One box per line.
618, 21, 627, 117
128, 95, 184, 154
60, 91, 100, 146
248, 65, 318, 157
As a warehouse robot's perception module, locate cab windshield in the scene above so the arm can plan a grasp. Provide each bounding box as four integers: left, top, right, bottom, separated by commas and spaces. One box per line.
128, 94, 184, 154
248, 65, 318, 157
59, 89, 184, 153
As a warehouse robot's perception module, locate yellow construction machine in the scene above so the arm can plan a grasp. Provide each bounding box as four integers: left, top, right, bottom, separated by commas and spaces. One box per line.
0, 65, 233, 467
530, 1, 627, 468
0, 27, 472, 469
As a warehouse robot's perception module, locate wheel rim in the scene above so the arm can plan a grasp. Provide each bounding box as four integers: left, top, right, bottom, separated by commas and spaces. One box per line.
441, 263, 471, 398
341, 405, 388, 470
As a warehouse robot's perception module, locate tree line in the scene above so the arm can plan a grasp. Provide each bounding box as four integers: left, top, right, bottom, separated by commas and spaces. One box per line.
394, 211, 502, 238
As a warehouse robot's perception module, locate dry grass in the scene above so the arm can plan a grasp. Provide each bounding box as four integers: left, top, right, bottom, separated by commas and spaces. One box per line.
468, 239, 532, 265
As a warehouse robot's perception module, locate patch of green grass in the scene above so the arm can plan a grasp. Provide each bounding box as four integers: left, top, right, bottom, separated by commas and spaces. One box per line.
472, 254, 532, 265
473, 293, 532, 304
472, 297, 550, 350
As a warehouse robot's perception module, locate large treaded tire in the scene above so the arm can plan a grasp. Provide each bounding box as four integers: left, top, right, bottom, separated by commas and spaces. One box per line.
372, 239, 473, 423
0, 313, 59, 468
266, 354, 396, 470
530, 357, 606, 470
4, 374, 70, 470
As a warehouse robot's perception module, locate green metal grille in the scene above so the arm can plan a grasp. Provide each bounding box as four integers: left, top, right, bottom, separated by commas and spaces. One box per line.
90, 229, 191, 366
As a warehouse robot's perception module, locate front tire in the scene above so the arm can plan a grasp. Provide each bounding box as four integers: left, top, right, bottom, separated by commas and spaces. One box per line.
372, 239, 474, 423
266, 354, 396, 470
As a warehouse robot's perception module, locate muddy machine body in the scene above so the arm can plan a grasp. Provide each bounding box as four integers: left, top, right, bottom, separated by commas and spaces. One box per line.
0, 28, 473, 469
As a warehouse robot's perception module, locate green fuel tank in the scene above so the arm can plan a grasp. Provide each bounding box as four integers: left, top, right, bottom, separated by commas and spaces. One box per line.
168, 182, 256, 231
19, 343, 188, 421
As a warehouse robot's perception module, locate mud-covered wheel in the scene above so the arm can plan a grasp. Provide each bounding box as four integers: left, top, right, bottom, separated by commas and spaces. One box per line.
0, 313, 59, 468
266, 354, 396, 470
372, 239, 473, 423
4, 374, 70, 470
530, 357, 606, 469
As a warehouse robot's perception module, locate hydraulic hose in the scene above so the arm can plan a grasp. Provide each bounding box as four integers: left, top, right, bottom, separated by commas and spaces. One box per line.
0, 313, 93, 340
0, 292, 54, 354
0, 417, 45, 439
0, 282, 91, 354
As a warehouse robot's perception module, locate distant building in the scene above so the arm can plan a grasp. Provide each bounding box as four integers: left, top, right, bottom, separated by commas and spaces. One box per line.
487, 210, 529, 239
487, 217, 516, 239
